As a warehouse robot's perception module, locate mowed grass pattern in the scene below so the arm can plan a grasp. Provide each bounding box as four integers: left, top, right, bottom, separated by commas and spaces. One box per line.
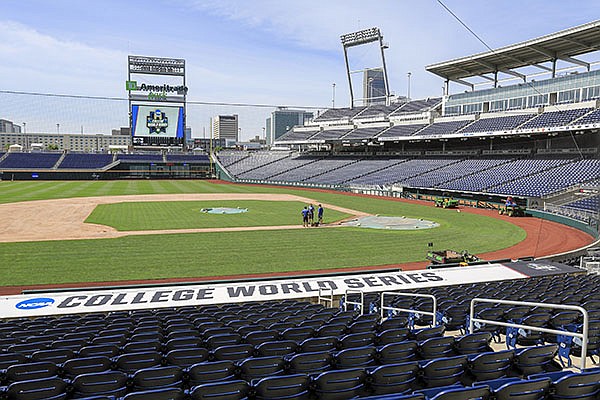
85, 200, 349, 231
0, 180, 526, 286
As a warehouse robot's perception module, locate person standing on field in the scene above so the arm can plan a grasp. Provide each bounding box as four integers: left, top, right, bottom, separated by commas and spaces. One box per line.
308, 204, 315, 226
301, 206, 309, 227
317, 204, 324, 225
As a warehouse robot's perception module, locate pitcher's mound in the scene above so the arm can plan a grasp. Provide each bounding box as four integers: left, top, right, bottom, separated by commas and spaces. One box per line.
341, 215, 439, 230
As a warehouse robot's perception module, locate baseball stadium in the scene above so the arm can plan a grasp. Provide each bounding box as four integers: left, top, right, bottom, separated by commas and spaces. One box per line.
0, 12, 599, 400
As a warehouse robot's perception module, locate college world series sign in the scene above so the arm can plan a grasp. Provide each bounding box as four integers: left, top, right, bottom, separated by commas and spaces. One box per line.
0, 261, 582, 318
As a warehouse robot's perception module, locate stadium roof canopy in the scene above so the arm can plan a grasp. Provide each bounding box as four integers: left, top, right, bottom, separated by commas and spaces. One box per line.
426, 20, 600, 89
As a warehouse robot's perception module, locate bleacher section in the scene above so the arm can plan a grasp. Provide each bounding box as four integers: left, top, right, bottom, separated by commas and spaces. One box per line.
218, 151, 250, 167
402, 158, 513, 188
309, 159, 408, 185
341, 126, 387, 141
0, 272, 598, 399
348, 158, 459, 186
378, 124, 428, 138
0, 152, 62, 169
58, 153, 114, 169
354, 103, 405, 119
414, 120, 474, 137
573, 108, 600, 125
391, 98, 442, 114
314, 107, 366, 122
269, 157, 358, 183
566, 194, 600, 212
222, 152, 290, 177
237, 156, 316, 180
459, 113, 536, 134
224, 151, 599, 200
519, 108, 593, 130
310, 129, 352, 141
439, 158, 573, 193
489, 158, 600, 197
277, 129, 320, 142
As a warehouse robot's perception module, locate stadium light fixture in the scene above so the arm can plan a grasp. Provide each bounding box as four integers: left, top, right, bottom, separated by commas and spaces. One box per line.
340, 27, 390, 107
340, 27, 382, 47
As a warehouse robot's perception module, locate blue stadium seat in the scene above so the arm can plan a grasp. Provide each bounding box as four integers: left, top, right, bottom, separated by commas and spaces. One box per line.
189, 379, 250, 400
71, 371, 128, 398
252, 373, 310, 400
4, 377, 68, 400
312, 368, 368, 400
187, 360, 237, 386
367, 361, 420, 395
122, 387, 186, 400
130, 365, 184, 390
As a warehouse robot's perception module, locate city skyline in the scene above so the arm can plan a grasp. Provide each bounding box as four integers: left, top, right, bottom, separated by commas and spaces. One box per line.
1, 1, 600, 139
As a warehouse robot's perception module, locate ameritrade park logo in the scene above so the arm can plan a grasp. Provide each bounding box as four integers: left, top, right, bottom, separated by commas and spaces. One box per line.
146, 109, 169, 134
16, 297, 55, 310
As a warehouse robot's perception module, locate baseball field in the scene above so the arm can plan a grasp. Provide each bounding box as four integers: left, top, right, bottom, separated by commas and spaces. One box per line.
0, 180, 591, 292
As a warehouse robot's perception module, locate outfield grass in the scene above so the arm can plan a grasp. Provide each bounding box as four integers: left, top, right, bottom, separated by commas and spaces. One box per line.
0, 180, 526, 286
85, 200, 349, 231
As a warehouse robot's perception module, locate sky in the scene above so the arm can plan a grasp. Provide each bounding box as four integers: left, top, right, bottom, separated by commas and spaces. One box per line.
1, 0, 600, 140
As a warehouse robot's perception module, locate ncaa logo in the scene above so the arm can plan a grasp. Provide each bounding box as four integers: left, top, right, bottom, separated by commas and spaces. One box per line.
15, 297, 55, 310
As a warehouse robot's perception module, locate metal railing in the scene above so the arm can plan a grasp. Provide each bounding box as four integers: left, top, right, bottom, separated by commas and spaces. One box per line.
318, 287, 334, 307
344, 289, 365, 315
469, 298, 590, 370
380, 292, 438, 326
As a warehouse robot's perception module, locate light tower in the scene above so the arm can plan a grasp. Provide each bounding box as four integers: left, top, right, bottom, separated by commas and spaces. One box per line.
340, 27, 390, 108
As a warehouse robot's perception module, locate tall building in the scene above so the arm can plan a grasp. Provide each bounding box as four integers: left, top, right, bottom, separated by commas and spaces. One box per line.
0, 119, 22, 134
363, 68, 386, 105
266, 109, 313, 145
212, 115, 239, 142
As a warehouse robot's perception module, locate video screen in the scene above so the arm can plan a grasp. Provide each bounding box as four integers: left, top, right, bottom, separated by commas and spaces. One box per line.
131, 105, 184, 138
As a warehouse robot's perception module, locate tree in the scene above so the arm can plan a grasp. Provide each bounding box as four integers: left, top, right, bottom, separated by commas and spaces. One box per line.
47, 143, 59, 150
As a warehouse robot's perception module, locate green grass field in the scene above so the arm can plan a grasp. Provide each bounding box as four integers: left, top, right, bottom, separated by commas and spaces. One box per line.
0, 180, 526, 286
85, 200, 349, 231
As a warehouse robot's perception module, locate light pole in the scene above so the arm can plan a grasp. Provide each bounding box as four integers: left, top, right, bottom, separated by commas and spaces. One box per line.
22, 122, 27, 151
407, 72, 412, 101
56, 123, 60, 135
332, 83, 336, 108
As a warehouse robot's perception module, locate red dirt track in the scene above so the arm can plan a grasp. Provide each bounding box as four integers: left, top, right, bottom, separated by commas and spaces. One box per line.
0, 182, 594, 295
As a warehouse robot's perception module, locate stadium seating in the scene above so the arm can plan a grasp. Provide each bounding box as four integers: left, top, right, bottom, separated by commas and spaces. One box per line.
276, 129, 320, 142
0, 152, 61, 169
310, 129, 353, 141
355, 103, 406, 119
314, 107, 366, 122
413, 120, 474, 137
519, 108, 593, 129
459, 113, 536, 134
0, 274, 599, 399
58, 153, 114, 169
377, 124, 427, 138
566, 194, 600, 212
390, 98, 442, 114
341, 126, 387, 140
